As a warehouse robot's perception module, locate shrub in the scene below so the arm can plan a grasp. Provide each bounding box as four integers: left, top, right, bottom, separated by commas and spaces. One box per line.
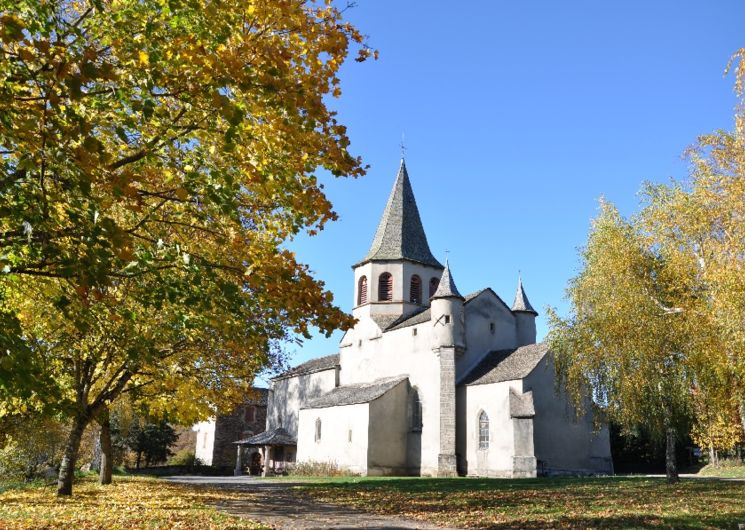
289, 460, 358, 477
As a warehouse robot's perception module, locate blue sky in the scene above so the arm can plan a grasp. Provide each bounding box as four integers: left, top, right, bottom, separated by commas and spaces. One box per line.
258, 1, 745, 384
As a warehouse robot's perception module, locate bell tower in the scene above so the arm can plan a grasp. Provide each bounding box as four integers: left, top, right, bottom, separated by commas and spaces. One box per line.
352, 159, 444, 326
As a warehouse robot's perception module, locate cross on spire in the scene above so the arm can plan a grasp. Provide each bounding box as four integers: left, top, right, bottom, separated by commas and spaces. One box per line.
400, 133, 406, 159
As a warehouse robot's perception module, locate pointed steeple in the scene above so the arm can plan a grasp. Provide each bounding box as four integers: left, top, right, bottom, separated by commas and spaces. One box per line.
356, 159, 443, 268
512, 274, 537, 314
431, 259, 464, 300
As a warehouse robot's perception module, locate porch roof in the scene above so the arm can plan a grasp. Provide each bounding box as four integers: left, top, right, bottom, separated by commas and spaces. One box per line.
234, 427, 297, 447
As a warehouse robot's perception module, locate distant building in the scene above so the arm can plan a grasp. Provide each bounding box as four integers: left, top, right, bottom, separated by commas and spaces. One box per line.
194, 388, 268, 469
239, 159, 613, 478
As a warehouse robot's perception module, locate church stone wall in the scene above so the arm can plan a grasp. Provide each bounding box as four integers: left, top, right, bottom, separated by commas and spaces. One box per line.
462, 380, 521, 477
368, 380, 409, 475
267, 368, 337, 438
211, 403, 267, 468
457, 292, 518, 379
297, 403, 370, 475
524, 356, 613, 475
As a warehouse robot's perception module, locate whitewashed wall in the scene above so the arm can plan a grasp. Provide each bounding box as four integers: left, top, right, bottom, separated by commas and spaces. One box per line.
267, 368, 337, 437
462, 381, 521, 477
193, 420, 215, 466
297, 403, 370, 475
524, 356, 613, 475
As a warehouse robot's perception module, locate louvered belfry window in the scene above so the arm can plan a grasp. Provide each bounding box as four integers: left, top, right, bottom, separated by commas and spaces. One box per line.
357, 275, 368, 305
410, 275, 422, 304
378, 272, 393, 301
429, 277, 440, 298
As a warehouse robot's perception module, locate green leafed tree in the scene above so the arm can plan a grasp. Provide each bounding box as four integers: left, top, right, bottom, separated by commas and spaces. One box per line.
0, 0, 370, 495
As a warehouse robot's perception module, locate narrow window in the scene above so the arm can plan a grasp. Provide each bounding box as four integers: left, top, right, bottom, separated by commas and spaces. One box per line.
429, 277, 439, 298
479, 411, 490, 449
410, 275, 422, 304
412, 328, 417, 336
315, 418, 322, 443
411, 389, 423, 431
444, 315, 451, 324
378, 272, 393, 301
348, 429, 352, 443
203, 432, 208, 449
244, 405, 255, 423
489, 322, 495, 334
357, 275, 368, 305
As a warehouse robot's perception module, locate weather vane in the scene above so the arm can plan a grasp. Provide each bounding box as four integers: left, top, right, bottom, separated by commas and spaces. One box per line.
400, 133, 406, 159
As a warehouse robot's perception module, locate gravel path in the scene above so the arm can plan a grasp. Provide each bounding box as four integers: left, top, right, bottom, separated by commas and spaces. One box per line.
165, 476, 452, 530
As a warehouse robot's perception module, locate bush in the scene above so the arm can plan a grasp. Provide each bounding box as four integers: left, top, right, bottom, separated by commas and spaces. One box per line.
167, 449, 204, 469
289, 460, 358, 477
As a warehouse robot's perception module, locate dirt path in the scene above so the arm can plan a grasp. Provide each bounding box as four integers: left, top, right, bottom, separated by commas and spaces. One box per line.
166, 476, 451, 530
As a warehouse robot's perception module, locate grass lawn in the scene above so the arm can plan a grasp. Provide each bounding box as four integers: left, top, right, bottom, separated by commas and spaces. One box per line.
699, 464, 745, 479
297, 475, 745, 529
0, 475, 267, 530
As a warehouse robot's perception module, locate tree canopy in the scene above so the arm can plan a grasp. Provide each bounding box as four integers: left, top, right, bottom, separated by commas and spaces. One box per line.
548, 52, 745, 482
1, 0, 371, 495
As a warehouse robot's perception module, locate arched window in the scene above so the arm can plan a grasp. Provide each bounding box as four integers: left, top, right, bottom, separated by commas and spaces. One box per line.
357, 275, 368, 305
429, 277, 440, 298
378, 272, 393, 301
478, 411, 489, 449
315, 418, 322, 443
411, 388, 423, 431
410, 275, 422, 304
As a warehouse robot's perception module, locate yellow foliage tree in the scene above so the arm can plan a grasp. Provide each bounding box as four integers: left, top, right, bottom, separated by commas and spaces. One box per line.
0, 0, 371, 495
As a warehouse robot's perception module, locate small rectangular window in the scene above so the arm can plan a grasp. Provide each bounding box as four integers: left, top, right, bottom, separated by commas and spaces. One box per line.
444, 315, 451, 324
348, 429, 352, 443
412, 328, 417, 336
489, 322, 495, 333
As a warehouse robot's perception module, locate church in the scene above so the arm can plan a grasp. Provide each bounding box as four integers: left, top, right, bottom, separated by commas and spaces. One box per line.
238, 159, 613, 478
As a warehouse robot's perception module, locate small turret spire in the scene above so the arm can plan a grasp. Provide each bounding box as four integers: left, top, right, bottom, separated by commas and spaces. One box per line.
431, 258, 464, 300
512, 274, 537, 314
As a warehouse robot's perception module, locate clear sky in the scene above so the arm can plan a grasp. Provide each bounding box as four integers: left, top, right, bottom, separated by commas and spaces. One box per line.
257, 1, 745, 385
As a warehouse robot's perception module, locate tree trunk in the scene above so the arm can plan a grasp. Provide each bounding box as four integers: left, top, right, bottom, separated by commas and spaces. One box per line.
708, 444, 717, 466
57, 415, 89, 496
136, 451, 141, 469
98, 410, 113, 485
739, 397, 745, 441
665, 425, 679, 483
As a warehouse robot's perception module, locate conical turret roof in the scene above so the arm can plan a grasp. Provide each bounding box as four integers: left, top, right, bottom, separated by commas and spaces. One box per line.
431, 259, 464, 300
356, 159, 443, 269
512, 275, 537, 314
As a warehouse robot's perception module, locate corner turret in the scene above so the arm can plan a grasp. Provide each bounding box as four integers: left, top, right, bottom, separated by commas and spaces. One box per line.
430, 259, 466, 351
512, 274, 537, 346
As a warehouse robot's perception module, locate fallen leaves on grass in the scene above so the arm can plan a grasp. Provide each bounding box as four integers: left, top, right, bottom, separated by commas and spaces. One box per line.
299, 477, 745, 529
0, 476, 266, 530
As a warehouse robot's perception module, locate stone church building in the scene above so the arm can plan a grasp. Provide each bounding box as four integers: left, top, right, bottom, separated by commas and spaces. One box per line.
243, 159, 613, 478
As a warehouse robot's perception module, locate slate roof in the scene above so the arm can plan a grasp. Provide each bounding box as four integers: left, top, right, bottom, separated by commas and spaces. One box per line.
431, 260, 464, 300
509, 389, 536, 418
355, 159, 443, 269
271, 353, 339, 381
512, 276, 537, 314
301, 376, 408, 409
235, 427, 296, 446
384, 289, 487, 332
460, 343, 549, 385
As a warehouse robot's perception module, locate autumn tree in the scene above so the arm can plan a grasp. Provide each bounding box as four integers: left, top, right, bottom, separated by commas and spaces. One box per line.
547, 202, 695, 482
549, 50, 745, 482
1, 0, 370, 495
